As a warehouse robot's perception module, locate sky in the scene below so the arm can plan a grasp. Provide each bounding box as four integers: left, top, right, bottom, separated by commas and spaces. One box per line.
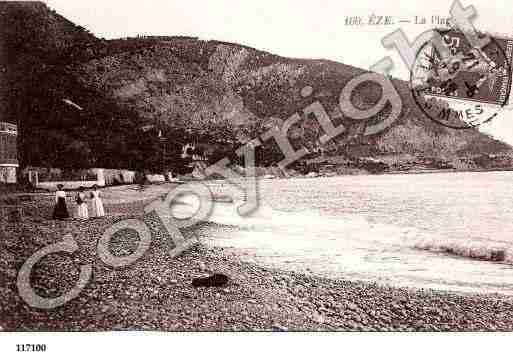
45, 0, 513, 145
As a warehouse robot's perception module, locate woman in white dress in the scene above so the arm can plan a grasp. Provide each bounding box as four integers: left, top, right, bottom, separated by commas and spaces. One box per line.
75, 186, 89, 220
90, 184, 105, 218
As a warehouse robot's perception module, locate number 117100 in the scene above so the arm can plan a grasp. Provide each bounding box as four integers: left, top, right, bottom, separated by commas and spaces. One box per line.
16, 344, 47, 352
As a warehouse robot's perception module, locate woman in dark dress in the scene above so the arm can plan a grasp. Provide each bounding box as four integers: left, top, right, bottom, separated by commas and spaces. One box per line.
52, 184, 70, 220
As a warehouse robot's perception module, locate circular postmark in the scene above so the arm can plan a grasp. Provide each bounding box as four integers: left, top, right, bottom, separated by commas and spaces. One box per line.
410, 28, 512, 129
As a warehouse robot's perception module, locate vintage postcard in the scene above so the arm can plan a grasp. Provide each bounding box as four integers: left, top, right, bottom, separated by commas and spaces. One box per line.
1, 0, 513, 357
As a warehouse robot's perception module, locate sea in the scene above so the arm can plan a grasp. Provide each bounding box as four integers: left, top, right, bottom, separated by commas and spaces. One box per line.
176, 172, 513, 295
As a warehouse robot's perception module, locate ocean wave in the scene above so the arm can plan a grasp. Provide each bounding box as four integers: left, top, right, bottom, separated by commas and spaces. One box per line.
413, 238, 511, 263
177, 193, 513, 265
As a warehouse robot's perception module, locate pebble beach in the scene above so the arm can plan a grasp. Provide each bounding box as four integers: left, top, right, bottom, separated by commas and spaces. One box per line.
2, 186, 513, 331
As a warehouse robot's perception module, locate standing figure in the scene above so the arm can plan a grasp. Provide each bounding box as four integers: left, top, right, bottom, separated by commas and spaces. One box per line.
52, 184, 69, 220
90, 184, 105, 218
75, 186, 89, 220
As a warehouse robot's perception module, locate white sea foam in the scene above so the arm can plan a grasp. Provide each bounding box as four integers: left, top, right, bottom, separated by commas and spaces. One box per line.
413, 238, 511, 263
173, 180, 513, 295
178, 193, 512, 264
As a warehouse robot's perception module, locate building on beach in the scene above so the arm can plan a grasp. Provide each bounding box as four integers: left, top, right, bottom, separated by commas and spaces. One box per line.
0, 121, 18, 183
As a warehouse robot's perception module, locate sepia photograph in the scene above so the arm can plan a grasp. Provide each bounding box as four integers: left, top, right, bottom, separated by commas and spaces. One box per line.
1, 0, 513, 356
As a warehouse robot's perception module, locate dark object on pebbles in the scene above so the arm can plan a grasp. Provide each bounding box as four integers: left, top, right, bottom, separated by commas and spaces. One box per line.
192, 274, 229, 288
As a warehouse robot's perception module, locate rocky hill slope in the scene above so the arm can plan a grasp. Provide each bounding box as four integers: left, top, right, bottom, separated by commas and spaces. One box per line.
2, 2, 512, 174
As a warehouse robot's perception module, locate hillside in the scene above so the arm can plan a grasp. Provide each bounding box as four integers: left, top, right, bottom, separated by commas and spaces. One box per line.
2, 2, 512, 175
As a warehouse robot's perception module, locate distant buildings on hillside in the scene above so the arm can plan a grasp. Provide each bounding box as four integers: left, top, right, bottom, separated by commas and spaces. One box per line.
0, 122, 18, 183
0, 123, 213, 185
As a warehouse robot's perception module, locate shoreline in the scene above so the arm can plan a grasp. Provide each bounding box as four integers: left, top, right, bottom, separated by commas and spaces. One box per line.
1, 198, 513, 331
2, 165, 513, 199
230, 166, 513, 182
382, 166, 513, 176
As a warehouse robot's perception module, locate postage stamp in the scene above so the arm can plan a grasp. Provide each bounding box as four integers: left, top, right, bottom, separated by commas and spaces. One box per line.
410, 28, 513, 129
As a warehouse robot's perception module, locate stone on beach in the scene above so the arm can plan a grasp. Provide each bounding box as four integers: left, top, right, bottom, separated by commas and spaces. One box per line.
192, 273, 230, 288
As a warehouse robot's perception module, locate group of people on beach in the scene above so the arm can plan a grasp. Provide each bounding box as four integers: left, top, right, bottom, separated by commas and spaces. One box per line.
52, 184, 105, 220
